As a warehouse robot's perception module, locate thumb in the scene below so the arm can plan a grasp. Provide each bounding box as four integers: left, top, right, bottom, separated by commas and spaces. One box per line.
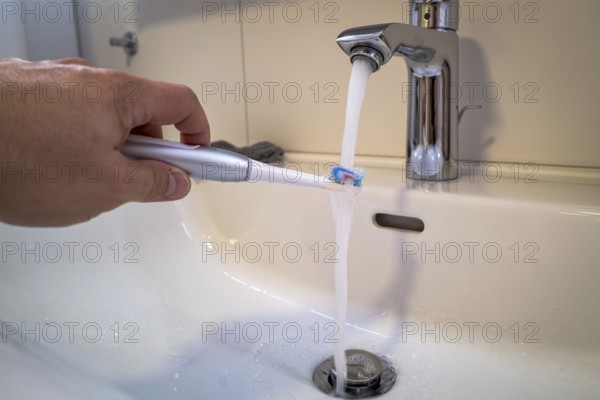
118, 158, 192, 203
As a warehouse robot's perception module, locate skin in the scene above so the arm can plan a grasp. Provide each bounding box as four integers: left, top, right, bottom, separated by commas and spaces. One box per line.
0, 58, 210, 227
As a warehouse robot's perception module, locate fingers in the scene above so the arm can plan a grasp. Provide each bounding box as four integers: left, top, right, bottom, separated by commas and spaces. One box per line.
109, 154, 191, 204
127, 79, 211, 146
45, 62, 210, 147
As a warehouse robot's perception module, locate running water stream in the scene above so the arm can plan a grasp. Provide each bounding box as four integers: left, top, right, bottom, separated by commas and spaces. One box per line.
329, 58, 373, 396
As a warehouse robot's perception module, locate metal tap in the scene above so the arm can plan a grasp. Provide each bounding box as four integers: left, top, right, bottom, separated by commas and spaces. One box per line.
337, 0, 460, 181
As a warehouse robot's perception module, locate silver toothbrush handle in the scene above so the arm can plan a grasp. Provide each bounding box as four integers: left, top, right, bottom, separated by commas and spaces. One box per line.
121, 135, 251, 182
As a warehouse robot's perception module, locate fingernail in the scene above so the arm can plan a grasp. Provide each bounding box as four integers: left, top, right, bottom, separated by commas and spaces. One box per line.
165, 170, 191, 200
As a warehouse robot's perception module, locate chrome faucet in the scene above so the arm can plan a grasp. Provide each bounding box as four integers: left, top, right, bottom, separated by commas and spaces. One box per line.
337, 0, 459, 181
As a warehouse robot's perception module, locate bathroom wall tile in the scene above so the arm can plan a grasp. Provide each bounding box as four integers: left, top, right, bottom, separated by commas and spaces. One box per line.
458, 0, 600, 167
22, 0, 79, 61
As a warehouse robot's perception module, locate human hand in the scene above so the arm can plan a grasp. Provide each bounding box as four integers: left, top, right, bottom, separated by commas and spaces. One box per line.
0, 58, 210, 227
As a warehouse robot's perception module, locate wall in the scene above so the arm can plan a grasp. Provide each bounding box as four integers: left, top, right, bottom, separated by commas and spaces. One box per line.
0, 8, 31, 59
0, 1, 79, 60
79, 1, 600, 168
22, 0, 80, 61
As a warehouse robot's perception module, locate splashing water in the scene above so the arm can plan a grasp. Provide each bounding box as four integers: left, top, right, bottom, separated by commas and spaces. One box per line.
329, 58, 373, 396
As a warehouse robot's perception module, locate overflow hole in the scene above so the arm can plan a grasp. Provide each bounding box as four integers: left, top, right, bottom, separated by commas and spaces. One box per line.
374, 213, 425, 233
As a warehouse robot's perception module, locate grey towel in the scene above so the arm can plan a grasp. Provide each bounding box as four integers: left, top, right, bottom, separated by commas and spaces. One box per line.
212, 140, 285, 164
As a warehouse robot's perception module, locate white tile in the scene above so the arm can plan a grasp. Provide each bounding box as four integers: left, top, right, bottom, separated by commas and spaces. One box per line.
458, 0, 600, 167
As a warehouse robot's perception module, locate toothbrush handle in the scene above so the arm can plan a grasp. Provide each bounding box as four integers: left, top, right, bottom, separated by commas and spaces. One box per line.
122, 135, 251, 182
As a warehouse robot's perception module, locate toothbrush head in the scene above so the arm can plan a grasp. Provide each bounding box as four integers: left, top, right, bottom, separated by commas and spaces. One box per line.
329, 165, 365, 188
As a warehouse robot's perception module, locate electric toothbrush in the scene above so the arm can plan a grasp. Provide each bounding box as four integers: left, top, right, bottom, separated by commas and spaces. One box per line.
121, 135, 364, 189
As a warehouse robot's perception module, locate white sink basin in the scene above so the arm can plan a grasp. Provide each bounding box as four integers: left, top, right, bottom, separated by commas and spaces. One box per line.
1, 161, 599, 399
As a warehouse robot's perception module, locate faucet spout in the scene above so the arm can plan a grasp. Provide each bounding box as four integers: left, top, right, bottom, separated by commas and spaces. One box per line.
336, 2, 460, 181
336, 23, 444, 67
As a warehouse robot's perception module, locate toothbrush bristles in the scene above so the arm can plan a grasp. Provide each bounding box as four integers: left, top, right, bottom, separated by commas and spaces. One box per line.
329, 166, 365, 188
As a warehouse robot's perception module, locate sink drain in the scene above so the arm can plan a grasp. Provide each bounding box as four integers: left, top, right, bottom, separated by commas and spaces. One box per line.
313, 349, 396, 398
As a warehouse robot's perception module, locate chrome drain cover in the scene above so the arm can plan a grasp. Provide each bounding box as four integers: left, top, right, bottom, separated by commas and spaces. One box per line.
313, 349, 396, 398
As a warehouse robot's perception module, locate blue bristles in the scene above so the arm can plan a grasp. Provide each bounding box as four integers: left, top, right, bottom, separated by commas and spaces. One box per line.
330, 166, 365, 187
